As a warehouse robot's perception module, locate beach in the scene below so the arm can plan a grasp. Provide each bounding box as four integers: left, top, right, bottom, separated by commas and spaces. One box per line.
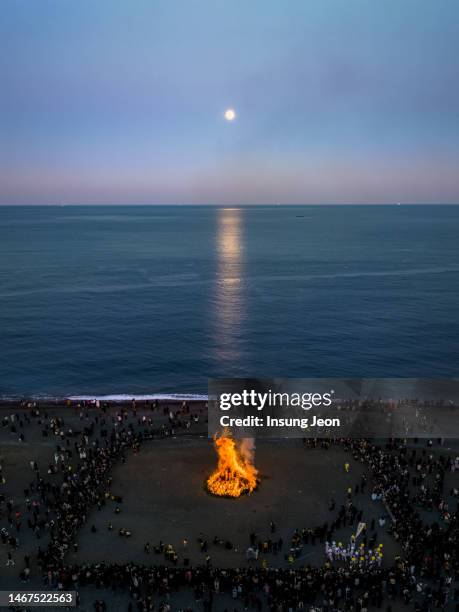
1, 400, 458, 610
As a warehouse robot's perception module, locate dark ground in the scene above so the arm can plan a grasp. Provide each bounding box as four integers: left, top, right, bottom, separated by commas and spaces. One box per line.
74, 438, 400, 569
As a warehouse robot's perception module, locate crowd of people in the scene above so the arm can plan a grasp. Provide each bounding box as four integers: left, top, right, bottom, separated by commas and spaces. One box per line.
325, 540, 384, 570
0, 401, 458, 611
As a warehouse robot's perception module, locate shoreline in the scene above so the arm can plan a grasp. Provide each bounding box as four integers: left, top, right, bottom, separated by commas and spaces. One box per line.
0, 396, 208, 411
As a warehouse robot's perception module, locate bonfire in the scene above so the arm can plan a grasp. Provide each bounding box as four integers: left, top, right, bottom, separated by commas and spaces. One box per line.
206, 434, 258, 498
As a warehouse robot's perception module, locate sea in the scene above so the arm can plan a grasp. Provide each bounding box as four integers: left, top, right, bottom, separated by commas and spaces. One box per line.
0, 205, 458, 399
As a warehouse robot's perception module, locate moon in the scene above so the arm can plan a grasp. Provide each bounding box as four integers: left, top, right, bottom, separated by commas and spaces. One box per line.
224, 108, 236, 121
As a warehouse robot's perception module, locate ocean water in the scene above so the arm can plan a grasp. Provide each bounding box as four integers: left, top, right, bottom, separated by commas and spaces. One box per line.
0, 205, 458, 398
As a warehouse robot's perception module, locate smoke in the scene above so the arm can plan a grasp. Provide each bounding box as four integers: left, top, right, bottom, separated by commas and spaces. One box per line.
239, 437, 256, 464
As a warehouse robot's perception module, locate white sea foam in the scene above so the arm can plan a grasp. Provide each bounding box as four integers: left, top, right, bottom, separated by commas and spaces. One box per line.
67, 393, 208, 401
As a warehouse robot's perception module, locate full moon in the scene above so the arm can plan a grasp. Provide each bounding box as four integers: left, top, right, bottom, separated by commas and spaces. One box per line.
224, 108, 236, 121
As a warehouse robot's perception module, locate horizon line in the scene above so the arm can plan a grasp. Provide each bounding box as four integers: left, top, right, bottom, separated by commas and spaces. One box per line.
1, 202, 459, 207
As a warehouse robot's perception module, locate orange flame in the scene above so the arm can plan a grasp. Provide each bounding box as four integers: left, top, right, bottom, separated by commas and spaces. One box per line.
206, 434, 258, 498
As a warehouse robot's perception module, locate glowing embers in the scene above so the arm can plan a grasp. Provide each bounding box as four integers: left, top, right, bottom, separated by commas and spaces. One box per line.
206, 433, 258, 498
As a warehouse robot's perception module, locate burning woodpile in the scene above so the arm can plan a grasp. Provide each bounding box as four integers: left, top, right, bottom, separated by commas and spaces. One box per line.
206, 433, 258, 498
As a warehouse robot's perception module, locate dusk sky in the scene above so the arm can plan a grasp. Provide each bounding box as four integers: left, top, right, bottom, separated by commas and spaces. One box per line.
1, 0, 459, 205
